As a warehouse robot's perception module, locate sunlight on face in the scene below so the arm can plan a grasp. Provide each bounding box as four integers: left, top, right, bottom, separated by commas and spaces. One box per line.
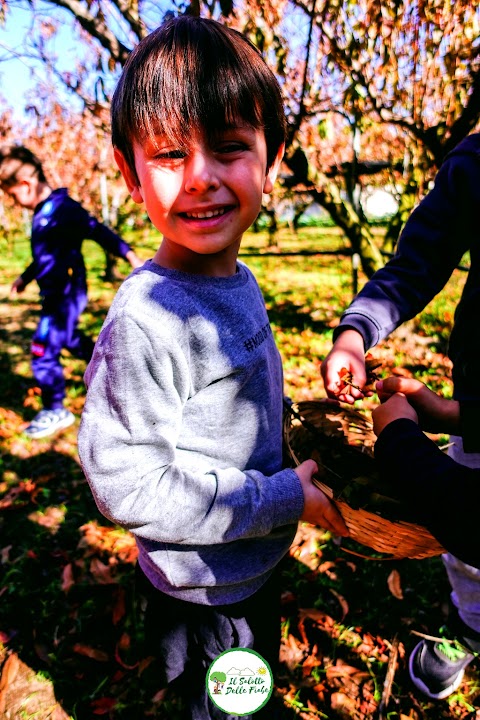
126, 127, 281, 275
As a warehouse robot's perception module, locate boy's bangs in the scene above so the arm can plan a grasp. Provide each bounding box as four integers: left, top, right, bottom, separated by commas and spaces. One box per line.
112, 17, 286, 174
133, 38, 264, 148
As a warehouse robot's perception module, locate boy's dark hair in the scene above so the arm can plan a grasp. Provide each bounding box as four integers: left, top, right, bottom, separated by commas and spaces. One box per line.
111, 15, 286, 181
0, 145, 47, 187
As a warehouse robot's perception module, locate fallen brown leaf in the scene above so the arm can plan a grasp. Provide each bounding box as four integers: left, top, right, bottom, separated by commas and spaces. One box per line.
279, 633, 306, 671
61, 563, 75, 592
330, 588, 349, 619
387, 569, 404, 600
330, 690, 357, 716
89, 557, 116, 584
0, 652, 20, 689
91, 696, 117, 715
0, 652, 20, 714
301, 646, 322, 678
72, 644, 109, 662
112, 587, 126, 625
28, 505, 66, 533
115, 633, 139, 670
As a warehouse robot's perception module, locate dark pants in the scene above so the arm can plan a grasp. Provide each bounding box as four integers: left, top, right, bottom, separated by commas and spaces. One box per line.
31, 291, 94, 409
135, 566, 281, 720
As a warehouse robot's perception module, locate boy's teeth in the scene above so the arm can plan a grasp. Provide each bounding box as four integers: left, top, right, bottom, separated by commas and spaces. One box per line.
186, 208, 224, 219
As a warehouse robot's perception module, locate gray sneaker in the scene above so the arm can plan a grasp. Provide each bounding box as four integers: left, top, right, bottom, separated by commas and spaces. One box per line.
409, 629, 478, 700
23, 408, 76, 439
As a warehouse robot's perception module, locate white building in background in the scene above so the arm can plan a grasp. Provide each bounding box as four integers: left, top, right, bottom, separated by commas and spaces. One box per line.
274, 187, 399, 226
363, 187, 399, 220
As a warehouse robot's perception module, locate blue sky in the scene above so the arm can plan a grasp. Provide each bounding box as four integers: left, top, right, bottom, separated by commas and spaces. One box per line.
0, 1, 172, 121
0, 14, 36, 119
0, 3, 87, 121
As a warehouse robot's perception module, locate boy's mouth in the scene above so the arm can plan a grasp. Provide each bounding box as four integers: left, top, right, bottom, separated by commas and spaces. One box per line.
182, 207, 231, 220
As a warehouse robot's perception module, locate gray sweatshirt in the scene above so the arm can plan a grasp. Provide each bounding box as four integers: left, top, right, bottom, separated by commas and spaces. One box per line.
78, 260, 304, 605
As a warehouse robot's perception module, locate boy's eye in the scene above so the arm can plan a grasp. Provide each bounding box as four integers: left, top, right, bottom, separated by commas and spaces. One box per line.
216, 142, 248, 154
154, 149, 186, 161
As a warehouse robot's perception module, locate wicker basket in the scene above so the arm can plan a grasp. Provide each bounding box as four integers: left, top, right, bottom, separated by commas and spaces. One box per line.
284, 400, 444, 560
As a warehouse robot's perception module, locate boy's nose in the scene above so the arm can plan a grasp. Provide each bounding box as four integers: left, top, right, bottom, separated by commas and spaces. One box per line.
184, 150, 220, 194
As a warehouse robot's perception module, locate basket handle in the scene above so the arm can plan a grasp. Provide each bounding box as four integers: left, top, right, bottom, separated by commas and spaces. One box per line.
338, 544, 399, 561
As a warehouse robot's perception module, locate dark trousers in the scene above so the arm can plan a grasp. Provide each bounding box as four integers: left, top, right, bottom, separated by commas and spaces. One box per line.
31, 291, 94, 409
135, 566, 281, 720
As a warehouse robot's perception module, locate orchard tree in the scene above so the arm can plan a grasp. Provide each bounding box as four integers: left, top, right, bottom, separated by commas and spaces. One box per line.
272, 0, 480, 273
2, 0, 480, 275
0, 102, 20, 252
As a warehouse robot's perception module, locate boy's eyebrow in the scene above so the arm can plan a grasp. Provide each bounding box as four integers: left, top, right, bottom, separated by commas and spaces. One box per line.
219, 125, 257, 136
224, 121, 255, 129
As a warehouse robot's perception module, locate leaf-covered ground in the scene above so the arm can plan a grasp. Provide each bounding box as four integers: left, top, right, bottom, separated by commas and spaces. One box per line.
0, 228, 478, 719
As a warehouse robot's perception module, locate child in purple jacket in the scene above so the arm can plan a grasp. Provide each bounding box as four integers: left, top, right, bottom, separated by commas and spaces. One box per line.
0, 144, 142, 438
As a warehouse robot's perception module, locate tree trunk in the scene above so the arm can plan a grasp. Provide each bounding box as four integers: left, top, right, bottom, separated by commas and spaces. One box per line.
382, 182, 418, 256
99, 154, 122, 282
312, 180, 384, 278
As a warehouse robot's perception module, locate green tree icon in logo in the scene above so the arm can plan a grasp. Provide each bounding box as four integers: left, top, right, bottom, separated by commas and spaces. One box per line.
209, 671, 227, 694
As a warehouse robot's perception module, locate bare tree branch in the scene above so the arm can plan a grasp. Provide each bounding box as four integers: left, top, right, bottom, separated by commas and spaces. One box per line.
48, 0, 133, 64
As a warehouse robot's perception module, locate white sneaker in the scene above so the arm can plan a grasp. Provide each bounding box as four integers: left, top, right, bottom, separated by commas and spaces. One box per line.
23, 408, 76, 439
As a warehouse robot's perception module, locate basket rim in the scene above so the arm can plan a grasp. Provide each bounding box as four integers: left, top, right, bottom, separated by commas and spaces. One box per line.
284, 400, 444, 560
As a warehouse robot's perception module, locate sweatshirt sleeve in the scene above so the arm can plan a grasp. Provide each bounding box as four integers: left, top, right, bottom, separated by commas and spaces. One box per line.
86, 214, 133, 259
78, 310, 304, 547
334, 148, 479, 348
374, 418, 480, 568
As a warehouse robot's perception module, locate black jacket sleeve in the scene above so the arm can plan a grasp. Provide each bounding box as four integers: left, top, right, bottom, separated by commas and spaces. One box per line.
374, 419, 479, 568
459, 401, 480, 453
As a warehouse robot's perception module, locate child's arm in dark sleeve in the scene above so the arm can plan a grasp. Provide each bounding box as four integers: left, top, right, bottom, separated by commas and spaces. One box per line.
20, 261, 37, 285
87, 216, 133, 259
335, 147, 480, 349
460, 401, 480, 453
375, 418, 480, 568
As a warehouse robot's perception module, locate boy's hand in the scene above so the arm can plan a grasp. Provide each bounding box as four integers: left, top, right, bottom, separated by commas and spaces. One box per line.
295, 459, 349, 536
375, 377, 460, 434
321, 329, 367, 404
126, 250, 143, 269
372, 393, 418, 436
10, 276, 26, 295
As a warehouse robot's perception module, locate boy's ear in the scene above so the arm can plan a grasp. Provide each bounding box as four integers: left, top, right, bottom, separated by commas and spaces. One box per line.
263, 143, 285, 195
113, 148, 144, 204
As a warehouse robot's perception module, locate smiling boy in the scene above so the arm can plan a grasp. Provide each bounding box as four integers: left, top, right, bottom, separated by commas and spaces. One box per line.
77, 16, 347, 720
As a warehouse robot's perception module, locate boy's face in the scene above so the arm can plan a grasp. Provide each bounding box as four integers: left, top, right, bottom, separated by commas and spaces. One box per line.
3, 181, 34, 209
115, 126, 283, 275
0, 167, 40, 210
